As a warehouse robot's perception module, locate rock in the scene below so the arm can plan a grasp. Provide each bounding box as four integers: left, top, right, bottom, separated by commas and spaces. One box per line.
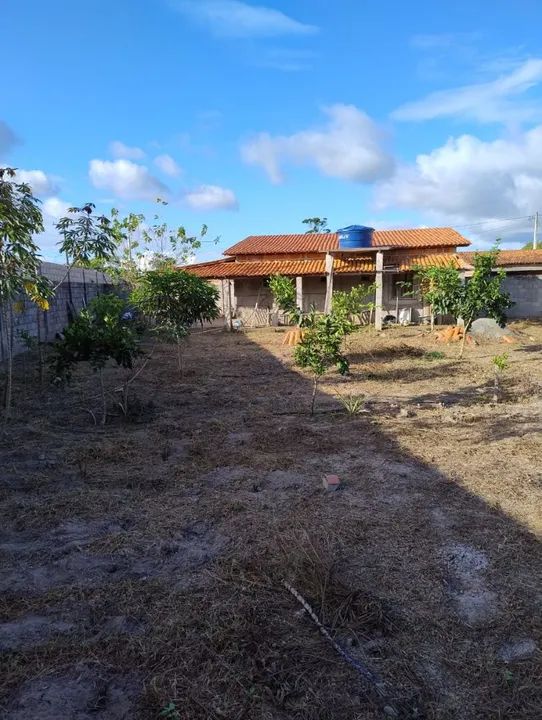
498, 638, 538, 663
470, 318, 516, 342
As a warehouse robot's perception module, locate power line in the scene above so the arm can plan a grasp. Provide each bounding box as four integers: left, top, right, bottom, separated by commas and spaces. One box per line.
452, 213, 535, 230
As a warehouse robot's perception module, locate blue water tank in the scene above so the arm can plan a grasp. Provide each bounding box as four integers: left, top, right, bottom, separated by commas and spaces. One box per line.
337, 225, 374, 249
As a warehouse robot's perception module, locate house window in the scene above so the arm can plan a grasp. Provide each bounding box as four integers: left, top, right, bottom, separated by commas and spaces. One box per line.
391, 272, 414, 299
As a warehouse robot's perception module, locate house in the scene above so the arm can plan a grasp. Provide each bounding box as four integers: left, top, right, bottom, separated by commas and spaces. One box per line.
184, 225, 542, 327
185, 225, 471, 329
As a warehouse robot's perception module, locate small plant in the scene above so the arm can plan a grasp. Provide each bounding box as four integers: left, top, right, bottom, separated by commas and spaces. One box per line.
336, 393, 365, 415
268, 274, 300, 323
491, 352, 509, 402
131, 269, 219, 373
52, 294, 141, 424
415, 246, 512, 358
332, 283, 376, 344
424, 350, 445, 361
294, 311, 349, 415
160, 702, 181, 720
18, 329, 38, 350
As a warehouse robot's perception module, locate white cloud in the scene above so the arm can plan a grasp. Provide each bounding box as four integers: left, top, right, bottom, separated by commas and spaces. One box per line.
173, 0, 317, 38
154, 153, 182, 177
375, 125, 542, 225
392, 58, 542, 124
184, 184, 238, 211
89, 159, 168, 201
241, 104, 394, 184
10, 169, 59, 197
109, 140, 146, 160
42, 197, 70, 219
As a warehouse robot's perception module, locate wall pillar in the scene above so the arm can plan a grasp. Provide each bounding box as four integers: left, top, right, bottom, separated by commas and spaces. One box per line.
324, 253, 334, 314
374, 251, 384, 330
223, 278, 234, 330
295, 276, 303, 314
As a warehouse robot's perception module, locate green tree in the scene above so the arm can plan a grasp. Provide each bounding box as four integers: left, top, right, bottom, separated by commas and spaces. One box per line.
455, 249, 512, 357
414, 264, 463, 331
0, 167, 51, 420
302, 217, 330, 234
415, 247, 512, 358
55, 203, 117, 290
142, 198, 214, 269
294, 311, 349, 415
51, 294, 140, 424
81, 208, 146, 287
131, 269, 219, 372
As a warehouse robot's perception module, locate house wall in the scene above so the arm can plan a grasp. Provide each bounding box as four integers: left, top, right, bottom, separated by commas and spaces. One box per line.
232, 272, 429, 325
502, 273, 542, 318
381, 272, 425, 322
233, 278, 273, 326
302, 276, 327, 311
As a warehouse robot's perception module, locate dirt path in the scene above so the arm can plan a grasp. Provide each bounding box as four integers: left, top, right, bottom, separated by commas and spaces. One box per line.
0, 326, 540, 719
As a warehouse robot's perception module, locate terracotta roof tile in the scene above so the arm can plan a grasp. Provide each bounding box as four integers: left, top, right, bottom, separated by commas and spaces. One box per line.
185, 253, 464, 279
460, 249, 542, 267
224, 228, 470, 255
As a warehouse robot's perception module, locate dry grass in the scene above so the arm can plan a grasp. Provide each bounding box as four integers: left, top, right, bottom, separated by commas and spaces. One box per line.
0, 325, 541, 719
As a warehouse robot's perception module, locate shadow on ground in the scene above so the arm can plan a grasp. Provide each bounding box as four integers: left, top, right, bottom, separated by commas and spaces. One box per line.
0, 328, 540, 720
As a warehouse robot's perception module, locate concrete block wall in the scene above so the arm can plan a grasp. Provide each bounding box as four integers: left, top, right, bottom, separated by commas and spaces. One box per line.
0, 262, 113, 360
502, 273, 542, 318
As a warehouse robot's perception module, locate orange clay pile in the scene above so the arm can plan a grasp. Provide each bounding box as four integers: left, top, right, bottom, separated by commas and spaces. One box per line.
435, 325, 518, 344
282, 328, 305, 346
435, 325, 466, 343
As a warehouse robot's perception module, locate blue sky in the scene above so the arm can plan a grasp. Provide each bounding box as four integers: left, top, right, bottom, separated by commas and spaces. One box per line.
3, 0, 542, 260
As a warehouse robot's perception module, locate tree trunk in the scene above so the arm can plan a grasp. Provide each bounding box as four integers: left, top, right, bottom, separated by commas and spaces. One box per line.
176, 338, 183, 375
36, 306, 44, 387
458, 324, 469, 359
99, 368, 107, 425
1, 307, 13, 423
310, 375, 318, 416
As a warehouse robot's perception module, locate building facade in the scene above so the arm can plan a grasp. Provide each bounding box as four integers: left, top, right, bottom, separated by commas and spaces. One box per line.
185, 228, 542, 327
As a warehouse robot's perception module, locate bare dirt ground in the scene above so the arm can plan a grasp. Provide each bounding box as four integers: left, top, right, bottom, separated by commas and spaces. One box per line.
0, 322, 541, 719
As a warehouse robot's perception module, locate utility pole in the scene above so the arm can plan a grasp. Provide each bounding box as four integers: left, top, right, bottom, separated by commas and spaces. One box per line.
533, 211, 539, 250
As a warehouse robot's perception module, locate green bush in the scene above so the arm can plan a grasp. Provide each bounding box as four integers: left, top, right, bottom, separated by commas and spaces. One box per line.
332, 283, 375, 329
131, 269, 219, 371
268, 274, 299, 322
131, 269, 219, 336
52, 294, 139, 382
294, 312, 349, 415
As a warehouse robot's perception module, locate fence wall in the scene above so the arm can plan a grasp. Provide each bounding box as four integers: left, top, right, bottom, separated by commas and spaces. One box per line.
0, 262, 113, 360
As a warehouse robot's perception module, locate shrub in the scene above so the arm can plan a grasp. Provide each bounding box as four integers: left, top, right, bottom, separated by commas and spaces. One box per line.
336, 393, 365, 415
415, 246, 512, 358
294, 312, 349, 415
131, 269, 219, 371
491, 352, 509, 402
268, 274, 300, 323
332, 283, 375, 327
52, 294, 140, 423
